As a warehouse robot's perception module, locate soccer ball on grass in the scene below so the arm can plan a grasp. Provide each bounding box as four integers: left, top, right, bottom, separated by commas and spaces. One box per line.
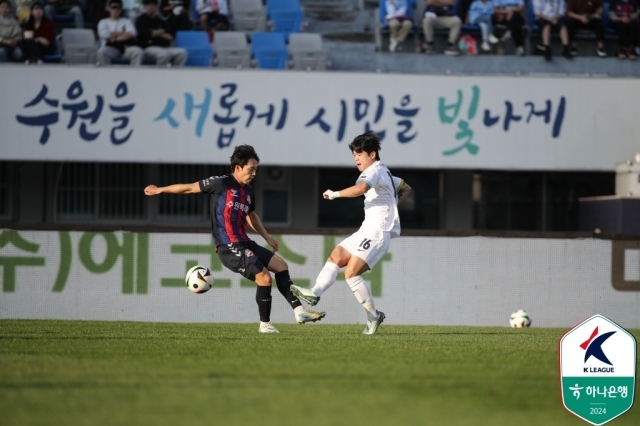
185, 265, 213, 294
509, 309, 531, 328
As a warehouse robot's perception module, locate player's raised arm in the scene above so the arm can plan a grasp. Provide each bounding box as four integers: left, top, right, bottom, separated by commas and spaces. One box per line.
323, 181, 370, 200
143, 182, 201, 196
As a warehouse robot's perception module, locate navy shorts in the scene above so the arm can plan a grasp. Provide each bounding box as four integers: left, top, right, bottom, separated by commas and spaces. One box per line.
217, 241, 274, 281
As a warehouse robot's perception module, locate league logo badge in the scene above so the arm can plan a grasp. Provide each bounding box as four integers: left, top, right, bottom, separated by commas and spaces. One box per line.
559, 315, 636, 425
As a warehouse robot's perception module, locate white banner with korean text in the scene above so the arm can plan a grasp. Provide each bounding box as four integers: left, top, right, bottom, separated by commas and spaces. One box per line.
0, 65, 638, 171
1, 230, 639, 328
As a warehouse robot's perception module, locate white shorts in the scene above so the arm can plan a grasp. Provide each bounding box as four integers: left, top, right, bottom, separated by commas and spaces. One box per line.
338, 229, 390, 269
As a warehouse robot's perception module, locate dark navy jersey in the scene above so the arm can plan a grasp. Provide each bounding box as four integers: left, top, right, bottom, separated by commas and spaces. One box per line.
199, 175, 256, 247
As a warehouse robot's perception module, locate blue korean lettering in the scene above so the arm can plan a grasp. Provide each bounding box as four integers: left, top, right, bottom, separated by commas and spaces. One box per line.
185, 89, 212, 138
393, 94, 419, 143
61, 80, 104, 142
525, 97, 566, 138
154, 98, 180, 128
15, 84, 60, 144
305, 107, 331, 133
243, 99, 288, 130
355, 95, 386, 140
109, 82, 134, 145
213, 83, 240, 148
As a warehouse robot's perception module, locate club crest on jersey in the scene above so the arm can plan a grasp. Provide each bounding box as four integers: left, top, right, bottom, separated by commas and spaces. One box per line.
244, 249, 254, 257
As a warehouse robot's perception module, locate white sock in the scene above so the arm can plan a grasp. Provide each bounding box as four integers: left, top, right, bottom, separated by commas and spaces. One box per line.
311, 262, 340, 297
293, 306, 304, 314
346, 276, 378, 321
260, 321, 271, 326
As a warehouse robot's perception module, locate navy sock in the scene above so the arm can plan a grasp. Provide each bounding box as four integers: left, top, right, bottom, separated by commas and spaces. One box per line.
256, 285, 272, 322
275, 270, 302, 310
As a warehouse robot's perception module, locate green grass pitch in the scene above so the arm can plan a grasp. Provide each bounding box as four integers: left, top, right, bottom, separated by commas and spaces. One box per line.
1, 320, 638, 426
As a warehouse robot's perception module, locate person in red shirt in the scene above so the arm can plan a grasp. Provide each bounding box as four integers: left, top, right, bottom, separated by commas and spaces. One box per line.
21, 2, 55, 63
610, 0, 639, 59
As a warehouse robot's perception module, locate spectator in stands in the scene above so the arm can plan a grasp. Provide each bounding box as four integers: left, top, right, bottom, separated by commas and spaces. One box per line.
136, 0, 187, 66
567, 0, 606, 57
385, 0, 412, 52
160, 0, 192, 35
15, 0, 33, 23
85, 0, 108, 28
97, 0, 143, 65
123, 0, 142, 22
492, 0, 525, 55
44, 0, 84, 28
533, 0, 571, 61
422, 0, 461, 55
195, 0, 229, 39
0, 0, 23, 61
609, 0, 638, 59
468, 0, 494, 52
21, 1, 54, 63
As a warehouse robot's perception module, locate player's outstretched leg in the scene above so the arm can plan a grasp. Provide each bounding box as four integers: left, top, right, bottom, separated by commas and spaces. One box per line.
290, 261, 340, 306
346, 275, 385, 335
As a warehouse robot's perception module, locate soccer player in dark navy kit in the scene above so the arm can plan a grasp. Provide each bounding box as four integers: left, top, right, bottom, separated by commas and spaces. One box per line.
144, 145, 325, 333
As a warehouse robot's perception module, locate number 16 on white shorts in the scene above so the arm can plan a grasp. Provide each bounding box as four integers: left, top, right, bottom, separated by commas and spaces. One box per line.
339, 230, 390, 268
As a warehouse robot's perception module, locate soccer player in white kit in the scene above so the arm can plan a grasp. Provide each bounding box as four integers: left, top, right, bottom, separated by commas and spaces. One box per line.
291, 131, 412, 334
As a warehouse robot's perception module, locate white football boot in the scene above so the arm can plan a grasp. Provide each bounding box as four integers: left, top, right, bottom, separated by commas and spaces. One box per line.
295, 307, 326, 324
258, 322, 280, 333
362, 311, 386, 335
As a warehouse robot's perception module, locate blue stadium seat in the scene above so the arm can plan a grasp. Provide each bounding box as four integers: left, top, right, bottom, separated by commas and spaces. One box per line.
251, 32, 288, 69
42, 36, 63, 63
176, 31, 213, 67
266, 0, 304, 37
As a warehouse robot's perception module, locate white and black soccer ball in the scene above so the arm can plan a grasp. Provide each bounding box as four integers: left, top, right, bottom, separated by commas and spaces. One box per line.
185, 265, 213, 294
509, 309, 531, 328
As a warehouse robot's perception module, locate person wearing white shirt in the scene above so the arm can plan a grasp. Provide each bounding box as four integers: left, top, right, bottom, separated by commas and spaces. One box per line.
97, 0, 143, 65
533, 0, 570, 61
385, 0, 412, 52
196, 0, 229, 33
290, 131, 412, 335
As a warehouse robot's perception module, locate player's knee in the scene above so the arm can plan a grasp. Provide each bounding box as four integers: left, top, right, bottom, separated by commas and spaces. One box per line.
344, 267, 358, 280
254, 268, 272, 286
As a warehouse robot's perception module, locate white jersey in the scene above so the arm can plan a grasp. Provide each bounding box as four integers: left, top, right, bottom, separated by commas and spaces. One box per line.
356, 161, 403, 239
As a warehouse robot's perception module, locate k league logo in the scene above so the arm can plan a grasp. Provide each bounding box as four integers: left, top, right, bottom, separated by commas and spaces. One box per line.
559, 315, 637, 425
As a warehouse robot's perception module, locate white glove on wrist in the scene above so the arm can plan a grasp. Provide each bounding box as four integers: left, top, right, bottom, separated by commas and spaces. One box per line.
323, 190, 340, 200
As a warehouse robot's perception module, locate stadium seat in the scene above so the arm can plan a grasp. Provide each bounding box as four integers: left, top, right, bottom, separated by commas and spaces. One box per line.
229, 0, 267, 32
42, 36, 63, 63
213, 31, 252, 68
251, 32, 288, 69
61, 29, 98, 64
176, 31, 214, 67
288, 33, 327, 70
266, 0, 305, 37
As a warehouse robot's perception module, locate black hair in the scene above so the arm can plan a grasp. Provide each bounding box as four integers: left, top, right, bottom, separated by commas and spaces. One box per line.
0, 0, 11, 7
230, 145, 260, 172
24, 2, 45, 26
348, 131, 381, 161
